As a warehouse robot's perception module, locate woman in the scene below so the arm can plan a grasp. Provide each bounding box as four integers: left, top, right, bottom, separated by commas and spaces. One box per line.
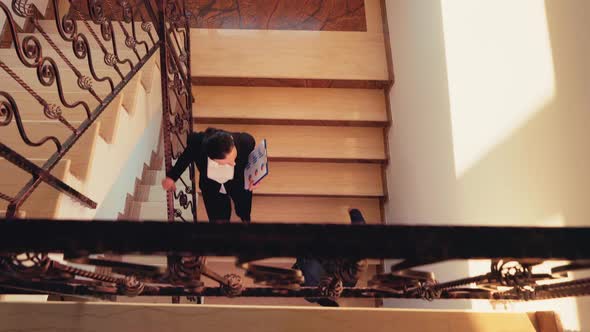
162, 128, 256, 223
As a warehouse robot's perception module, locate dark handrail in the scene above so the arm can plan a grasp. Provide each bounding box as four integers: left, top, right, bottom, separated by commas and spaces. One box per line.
0, 220, 589, 301
0, 142, 96, 209
0, 220, 588, 259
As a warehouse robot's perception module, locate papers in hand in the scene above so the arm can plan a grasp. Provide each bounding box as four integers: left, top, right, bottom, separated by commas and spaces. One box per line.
244, 139, 268, 190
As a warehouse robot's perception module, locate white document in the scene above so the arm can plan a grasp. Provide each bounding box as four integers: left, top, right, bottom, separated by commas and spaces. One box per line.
244, 139, 269, 190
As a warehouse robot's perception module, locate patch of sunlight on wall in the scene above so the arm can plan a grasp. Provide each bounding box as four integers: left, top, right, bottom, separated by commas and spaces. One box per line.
440, 0, 555, 178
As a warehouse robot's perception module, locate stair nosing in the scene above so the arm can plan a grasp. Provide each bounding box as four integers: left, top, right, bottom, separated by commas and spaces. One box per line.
194, 117, 388, 127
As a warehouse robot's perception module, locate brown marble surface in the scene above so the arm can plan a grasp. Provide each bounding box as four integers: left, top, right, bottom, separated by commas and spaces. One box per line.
187, 0, 367, 31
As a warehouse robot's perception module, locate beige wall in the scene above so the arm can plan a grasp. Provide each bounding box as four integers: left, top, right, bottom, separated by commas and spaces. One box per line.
383, 0, 590, 330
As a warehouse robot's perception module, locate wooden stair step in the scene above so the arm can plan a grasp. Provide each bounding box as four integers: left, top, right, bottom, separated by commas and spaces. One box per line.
132, 201, 191, 222
0, 66, 118, 94
0, 121, 81, 159
17, 32, 149, 52
14, 32, 150, 75
194, 86, 388, 125
195, 124, 387, 162
0, 120, 102, 179
139, 160, 384, 202
141, 169, 165, 186
130, 194, 381, 224
198, 161, 384, 197
0, 50, 156, 94
196, 195, 382, 224
1, 92, 99, 122
0, 158, 70, 218
36, 20, 153, 41
135, 184, 166, 202
191, 29, 388, 81
141, 162, 384, 198
3, 93, 122, 143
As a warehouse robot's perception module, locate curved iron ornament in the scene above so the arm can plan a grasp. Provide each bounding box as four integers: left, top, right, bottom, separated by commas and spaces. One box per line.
1, 251, 589, 301
86, 0, 134, 70
12, 0, 105, 103
36, 57, 92, 119
0, 91, 62, 152
158, 0, 197, 223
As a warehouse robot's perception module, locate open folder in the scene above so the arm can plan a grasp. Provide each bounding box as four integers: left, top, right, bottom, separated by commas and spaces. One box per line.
244, 139, 269, 189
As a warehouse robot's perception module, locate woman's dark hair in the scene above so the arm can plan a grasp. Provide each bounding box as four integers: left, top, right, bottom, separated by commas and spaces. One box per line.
204, 128, 234, 160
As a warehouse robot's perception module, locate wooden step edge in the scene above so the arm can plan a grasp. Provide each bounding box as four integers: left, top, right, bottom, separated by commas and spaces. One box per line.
192, 77, 390, 90
140, 56, 159, 92
121, 193, 134, 219
194, 117, 388, 128
249, 192, 385, 199
121, 75, 142, 115
97, 95, 123, 144
139, 186, 385, 200
67, 122, 101, 181
267, 157, 385, 164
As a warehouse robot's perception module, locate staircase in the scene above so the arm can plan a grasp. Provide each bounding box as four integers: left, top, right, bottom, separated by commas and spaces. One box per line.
190, 0, 391, 225
0, 3, 161, 219
118, 0, 392, 307
1, 0, 391, 308
128, 0, 391, 225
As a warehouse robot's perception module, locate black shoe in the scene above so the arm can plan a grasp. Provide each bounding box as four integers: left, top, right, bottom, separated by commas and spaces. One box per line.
348, 208, 366, 225
316, 298, 340, 307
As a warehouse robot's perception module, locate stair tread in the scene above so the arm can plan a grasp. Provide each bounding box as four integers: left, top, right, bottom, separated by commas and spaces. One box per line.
140, 161, 383, 198
191, 29, 388, 81
0, 92, 100, 121
247, 161, 384, 196
196, 161, 384, 196
194, 195, 382, 224
135, 196, 381, 223
194, 86, 388, 124
196, 124, 386, 162
35, 20, 153, 39
0, 121, 81, 159
0, 67, 120, 94
0, 120, 101, 179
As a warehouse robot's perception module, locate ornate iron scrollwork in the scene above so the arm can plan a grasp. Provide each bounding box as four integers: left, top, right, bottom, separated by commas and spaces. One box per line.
0, 0, 161, 218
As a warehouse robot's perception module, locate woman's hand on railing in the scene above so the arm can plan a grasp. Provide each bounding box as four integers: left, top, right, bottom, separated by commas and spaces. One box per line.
162, 177, 176, 191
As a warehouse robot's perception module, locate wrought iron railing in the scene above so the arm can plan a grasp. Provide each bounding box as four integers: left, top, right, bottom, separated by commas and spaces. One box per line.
0, 0, 162, 218
1, 0, 588, 308
156, 0, 196, 223
0, 220, 589, 302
